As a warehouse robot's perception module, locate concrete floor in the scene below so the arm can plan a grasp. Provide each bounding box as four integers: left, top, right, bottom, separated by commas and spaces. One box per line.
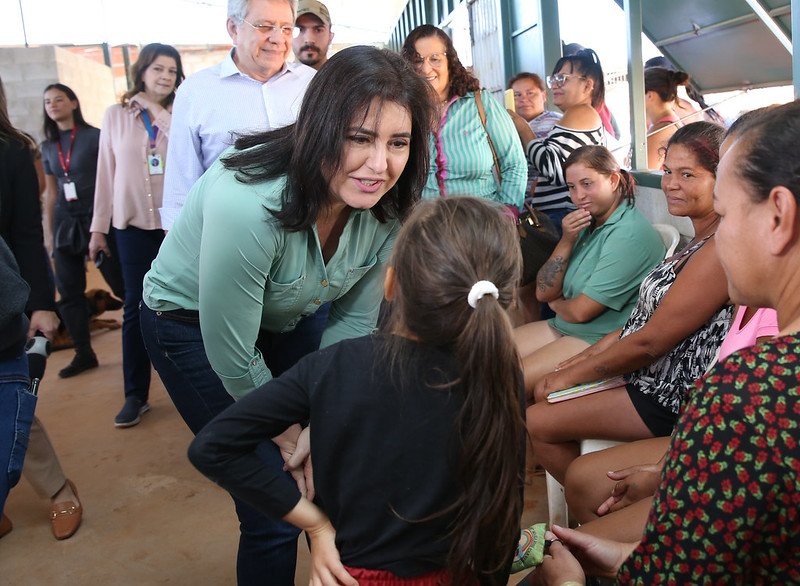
0, 266, 548, 585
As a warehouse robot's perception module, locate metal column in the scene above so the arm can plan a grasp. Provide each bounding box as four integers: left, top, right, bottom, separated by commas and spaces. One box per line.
625, 0, 647, 170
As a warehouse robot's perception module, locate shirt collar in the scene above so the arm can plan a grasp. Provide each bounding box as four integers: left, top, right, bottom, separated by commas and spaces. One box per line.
599, 201, 632, 228
220, 48, 293, 82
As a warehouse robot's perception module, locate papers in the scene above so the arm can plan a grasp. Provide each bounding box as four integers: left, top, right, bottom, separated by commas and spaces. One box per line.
546, 376, 626, 403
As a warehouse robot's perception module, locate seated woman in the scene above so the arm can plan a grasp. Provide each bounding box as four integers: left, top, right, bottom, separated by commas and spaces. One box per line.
189, 198, 525, 586
515, 145, 664, 395
527, 122, 732, 484
644, 67, 688, 170
534, 98, 800, 586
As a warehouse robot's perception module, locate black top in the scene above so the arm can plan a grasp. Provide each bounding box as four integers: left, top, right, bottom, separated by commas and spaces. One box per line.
40, 125, 100, 217
189, 334, 524, 580
0, 235, 30, 358
0, 138, 56, 315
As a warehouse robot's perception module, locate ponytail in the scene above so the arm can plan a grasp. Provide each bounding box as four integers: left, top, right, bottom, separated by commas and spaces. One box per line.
384, 197, 524, 584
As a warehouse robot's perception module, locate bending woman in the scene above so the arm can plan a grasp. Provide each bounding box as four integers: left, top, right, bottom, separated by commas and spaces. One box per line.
515, 145, 664, 395
89, 43, 184, 428
140, 46, 433, 585
527, 122, 732, 483
402, 25, 527, 209
189, 197, 525, 586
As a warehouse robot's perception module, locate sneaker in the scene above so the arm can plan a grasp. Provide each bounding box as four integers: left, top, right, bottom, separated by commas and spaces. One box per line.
510, 523, 547, 573
58, 353, 98, 378
114, 398, 151, 428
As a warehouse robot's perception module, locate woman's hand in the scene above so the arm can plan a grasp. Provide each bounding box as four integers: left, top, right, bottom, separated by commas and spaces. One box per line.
545, 525, 635, 580
555, 330, 620, 371
307, 520, 358, 586
535, 530, 586, 585
560, 209, 592, 244
88, 231, 111, 263
597, 462, 663, 516
533, 369, 576, 402
128, 92, 163, 118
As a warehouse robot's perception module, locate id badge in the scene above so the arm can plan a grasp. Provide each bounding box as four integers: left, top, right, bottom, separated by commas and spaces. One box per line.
148, 153, 164, 175
63, 181, 78, 201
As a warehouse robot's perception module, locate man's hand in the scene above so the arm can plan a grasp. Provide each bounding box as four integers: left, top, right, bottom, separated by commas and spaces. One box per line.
597, 463, 663, 516
28, 310, 60, 341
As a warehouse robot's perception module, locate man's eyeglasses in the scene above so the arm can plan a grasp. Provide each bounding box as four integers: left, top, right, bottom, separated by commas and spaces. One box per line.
546, 73, 586, 89
241, 19, 295, 38
412, 52, 447, 70
513, 90, 542, 100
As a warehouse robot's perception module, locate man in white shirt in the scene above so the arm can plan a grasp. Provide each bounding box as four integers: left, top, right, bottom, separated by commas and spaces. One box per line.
160, 0, 315, 230
292, 0, 334, 70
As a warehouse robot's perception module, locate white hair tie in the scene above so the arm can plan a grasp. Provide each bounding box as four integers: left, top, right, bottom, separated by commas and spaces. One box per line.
467, 280, 499, 308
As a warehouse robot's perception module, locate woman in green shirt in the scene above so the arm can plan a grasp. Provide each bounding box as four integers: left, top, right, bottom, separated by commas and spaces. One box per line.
515, 145, 664, 397
139, 46, 434, 584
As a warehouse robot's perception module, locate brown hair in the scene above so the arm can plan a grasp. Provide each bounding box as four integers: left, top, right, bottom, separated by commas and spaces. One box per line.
665, 121, 725, 177
384, 196, 524, 584
121, 43, 184, 108
645, 67, 689, 103
564, 144, 635, 206
0, 76, 35, 148
508, 72, 545, 92
401, 25, 480, 99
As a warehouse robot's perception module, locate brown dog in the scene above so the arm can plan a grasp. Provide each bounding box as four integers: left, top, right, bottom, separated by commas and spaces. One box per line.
51, 289, 123, 351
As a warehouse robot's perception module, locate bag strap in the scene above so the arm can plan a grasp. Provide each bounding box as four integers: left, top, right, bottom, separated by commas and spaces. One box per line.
474, 91, 502, 184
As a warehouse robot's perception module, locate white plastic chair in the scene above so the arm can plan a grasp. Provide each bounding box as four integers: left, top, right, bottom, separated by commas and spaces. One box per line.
653, 223, 681, 257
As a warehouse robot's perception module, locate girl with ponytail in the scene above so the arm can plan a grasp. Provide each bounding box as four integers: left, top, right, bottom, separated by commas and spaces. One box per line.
516, 145, 665, 397
644, 67, 690, 169
188, 196, 526, 585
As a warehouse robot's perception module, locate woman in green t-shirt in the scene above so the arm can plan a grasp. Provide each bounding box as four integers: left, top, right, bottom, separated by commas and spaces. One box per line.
515, 145, 664, 398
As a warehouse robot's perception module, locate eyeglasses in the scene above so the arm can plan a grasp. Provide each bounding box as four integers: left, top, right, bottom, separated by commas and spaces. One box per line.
546, 73, 586, 89
412, 52, 447, 70
513, 90, 542, 99
241, 19, 294, 38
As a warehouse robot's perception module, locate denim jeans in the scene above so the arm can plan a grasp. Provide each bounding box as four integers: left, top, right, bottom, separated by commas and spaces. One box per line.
140, 304, 328, 585
0, 351, 34, 516
114, 227, 164, 403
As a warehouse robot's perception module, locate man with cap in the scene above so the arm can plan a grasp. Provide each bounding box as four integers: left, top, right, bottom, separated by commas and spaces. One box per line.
293, 0, 334, 70
160, 0, 316, 231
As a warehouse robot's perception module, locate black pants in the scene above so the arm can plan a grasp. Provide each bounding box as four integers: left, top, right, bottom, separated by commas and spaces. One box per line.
53, 227, 124, 355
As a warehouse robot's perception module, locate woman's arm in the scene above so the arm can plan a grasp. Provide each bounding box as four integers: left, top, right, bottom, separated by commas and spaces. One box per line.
197, 182, 281, 400
539, 238, 729, 393
536, 210, 592, 303
89, 107, 117, 260
483, 91, 527, 209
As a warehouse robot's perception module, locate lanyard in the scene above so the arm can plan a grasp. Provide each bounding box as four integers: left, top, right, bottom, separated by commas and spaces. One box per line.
140, 110, 159, 151
56, 127, 77, 178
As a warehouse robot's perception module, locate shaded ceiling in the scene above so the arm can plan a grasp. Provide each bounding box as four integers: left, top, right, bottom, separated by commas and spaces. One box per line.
614, 0, 793, 92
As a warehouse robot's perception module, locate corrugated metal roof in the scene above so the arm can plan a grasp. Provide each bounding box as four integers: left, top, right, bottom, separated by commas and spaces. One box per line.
614, 0, 792, 92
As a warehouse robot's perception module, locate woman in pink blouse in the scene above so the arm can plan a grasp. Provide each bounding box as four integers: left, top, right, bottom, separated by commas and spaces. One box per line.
89, 43, 184, 428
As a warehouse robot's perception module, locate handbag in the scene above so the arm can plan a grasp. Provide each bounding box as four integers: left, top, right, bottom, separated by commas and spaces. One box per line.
474, 92, 558, 285
54, 215, 90, 256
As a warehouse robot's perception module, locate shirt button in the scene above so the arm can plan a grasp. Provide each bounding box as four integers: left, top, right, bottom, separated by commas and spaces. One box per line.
251, 358, 258, 366
321, 279, 329, 287
313, 298, 321, 305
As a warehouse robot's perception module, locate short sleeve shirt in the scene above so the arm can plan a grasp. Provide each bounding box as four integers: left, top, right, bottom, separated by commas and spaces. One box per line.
549, 203, 665, 343
40, 126, 100, 216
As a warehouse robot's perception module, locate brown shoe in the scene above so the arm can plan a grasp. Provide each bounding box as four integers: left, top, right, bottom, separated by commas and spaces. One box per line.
50, 479, 82, 540
0, 514, 11, 539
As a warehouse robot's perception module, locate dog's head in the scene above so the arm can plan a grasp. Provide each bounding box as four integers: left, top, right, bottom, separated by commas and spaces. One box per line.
86, 289, 123, 316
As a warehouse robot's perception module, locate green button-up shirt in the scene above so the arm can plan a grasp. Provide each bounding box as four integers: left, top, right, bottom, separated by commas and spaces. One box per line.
143, 153, 398, 399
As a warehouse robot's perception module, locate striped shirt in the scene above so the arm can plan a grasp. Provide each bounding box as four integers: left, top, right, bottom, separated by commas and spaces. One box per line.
525, 124, 604, 212
423, 91, 527, 209
159, 50, 315, 230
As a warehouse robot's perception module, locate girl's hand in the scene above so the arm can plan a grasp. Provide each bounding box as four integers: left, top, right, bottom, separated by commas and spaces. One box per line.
597, 463, 663, 516
273, 424, 313, 498
535, 531, 585, 585
307, 521, 358, 586
546, 525, 634, 580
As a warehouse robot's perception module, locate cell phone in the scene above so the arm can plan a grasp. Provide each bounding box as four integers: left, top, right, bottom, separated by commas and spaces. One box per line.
95, 250, 106, 268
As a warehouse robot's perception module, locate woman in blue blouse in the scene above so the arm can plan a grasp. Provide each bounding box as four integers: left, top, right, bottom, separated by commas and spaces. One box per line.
139, 46, 434, 585
401, 25, 527, 210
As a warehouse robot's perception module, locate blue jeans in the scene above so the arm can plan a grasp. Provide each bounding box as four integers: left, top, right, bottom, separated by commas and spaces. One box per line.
114, 227, 164, 403
140, 304, 328, 586
0, 351, 34, 515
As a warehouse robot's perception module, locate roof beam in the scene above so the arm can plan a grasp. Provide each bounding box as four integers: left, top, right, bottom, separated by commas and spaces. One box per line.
743, 0, 792, 54
655, 5, 790, 47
